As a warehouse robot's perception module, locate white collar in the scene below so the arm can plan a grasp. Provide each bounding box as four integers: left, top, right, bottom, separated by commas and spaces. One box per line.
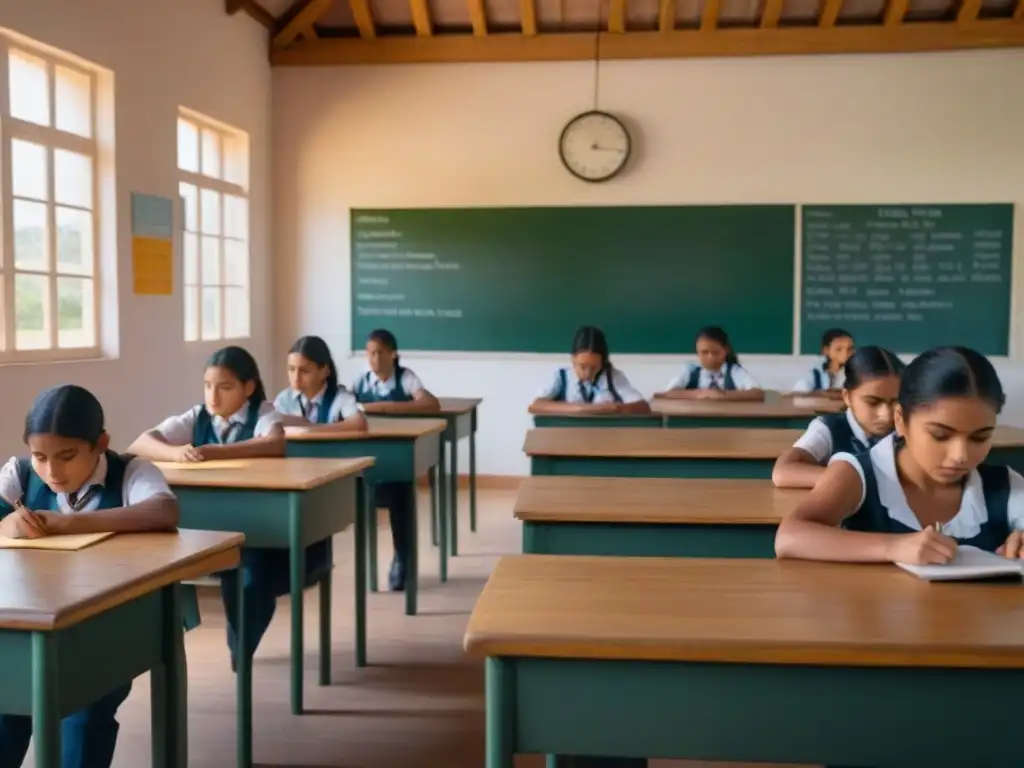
845, 408, 870, 447
213, 402, 252, 426
295, 384, 327, 406
368, 369, 397, 386
870, 434, 988, 539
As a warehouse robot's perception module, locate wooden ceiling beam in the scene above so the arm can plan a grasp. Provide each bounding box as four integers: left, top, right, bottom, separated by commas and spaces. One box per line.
469, 0, 488, 35
226, 0, 276, 30
957, 0, 983, 23
1015, 0, 1024, 21
884, 0, 909, 25
520, 0, 538, 35
411, 0, 433, 36
271, 21, 1024, 65
701, 0, 721, 31
819, 0, 843, 27
761, 0, 784, 28
659, 0, 676, 31
349, 0, 377, 38
609, 0, 627, 32
273, 0, 334, 46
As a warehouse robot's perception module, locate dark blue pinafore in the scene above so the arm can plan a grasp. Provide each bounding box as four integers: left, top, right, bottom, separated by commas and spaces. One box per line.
686, 363, 736, 390
191, 406, 332, 664
291, 387, 339, 425
819, 412, 884, 457
551, 368, 622, 404
0, 452, 135, 768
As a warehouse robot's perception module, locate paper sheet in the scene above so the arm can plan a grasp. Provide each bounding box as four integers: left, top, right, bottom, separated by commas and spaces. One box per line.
0, 532, 115, 550
896, 545, 1024, 582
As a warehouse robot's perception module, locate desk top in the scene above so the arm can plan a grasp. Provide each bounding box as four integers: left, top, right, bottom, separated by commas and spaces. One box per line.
651, 398, 841, 418
286, 417, 447, 442
155, 457, 374, 490
437, 397, 483, 414
523, 427, 798, 459
0, 529, 242, 631
994, 426, 1024, 446
465, 555, 1024, 669
514, 476, 805, 524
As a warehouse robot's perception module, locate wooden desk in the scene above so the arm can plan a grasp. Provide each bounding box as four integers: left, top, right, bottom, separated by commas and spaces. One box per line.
156, 457, 372, 717
0, 530, 242, 768
532, 413, 665, 429
524, 427, 797, 479
652, 398, 840, 429
516, 477, 804, 558
466, 555, 1024, 767
285, 418, 445, 616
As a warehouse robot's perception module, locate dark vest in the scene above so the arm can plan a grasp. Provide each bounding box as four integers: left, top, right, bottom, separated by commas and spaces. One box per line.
192, 404, 260, 447
293, 388, 339, 424
818, 412, 881, 456
354, 367, 410, 403
551, 368, 622, 404
686, 363, 736, 391
10, 450, 131, 512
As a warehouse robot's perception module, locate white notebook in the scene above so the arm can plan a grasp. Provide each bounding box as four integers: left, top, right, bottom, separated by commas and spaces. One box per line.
896, 545, 1024, 582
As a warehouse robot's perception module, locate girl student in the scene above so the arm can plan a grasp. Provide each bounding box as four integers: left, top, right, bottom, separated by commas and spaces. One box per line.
791, 328, 855, 396
530, 325, 652, 415
659, 326, 764, 401
773, 346, 905, 489
0, 384, 179, 768
351, 328, 439, 591
775, 346, 1024, 565
274, 335, 367, 432
128, 346, 325, 669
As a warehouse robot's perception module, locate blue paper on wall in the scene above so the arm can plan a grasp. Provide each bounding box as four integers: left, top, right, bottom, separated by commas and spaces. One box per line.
131, 192, 174, 239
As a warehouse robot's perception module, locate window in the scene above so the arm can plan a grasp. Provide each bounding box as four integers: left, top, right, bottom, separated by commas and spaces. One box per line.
0, 41, 101, 360
177, 109, 250, 342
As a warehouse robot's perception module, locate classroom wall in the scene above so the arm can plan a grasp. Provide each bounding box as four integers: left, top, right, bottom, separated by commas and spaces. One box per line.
0, 0, 273, 453
272, 51, 1024, 476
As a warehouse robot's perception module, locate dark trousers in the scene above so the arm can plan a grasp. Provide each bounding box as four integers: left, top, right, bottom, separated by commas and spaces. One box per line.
375, 481, 414, 564
0, 683, 132, 768
220, 538, 331, 664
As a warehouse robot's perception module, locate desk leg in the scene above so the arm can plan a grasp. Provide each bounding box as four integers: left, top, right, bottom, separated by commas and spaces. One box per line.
429, 469, 439, 547
151, 585, 188, 768
31, 632, 60, 768
235, 569, 252, 768
438, 446, 448, 586
406, 482, 419, 616
485, 657, 514, 768
289, 493, 307, 715
355, 475, 368, 668
368, 482, 379, 594
318, 538, 332, 687
449, 436, 460, 557
469, 422, 478, 533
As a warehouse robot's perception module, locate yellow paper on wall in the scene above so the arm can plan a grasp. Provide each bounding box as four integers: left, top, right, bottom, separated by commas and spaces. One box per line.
132, 236, 173, 295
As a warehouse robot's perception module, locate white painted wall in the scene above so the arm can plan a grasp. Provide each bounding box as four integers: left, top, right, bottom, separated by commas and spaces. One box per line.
272, 52, 1024, 476
0, 0, 273, 453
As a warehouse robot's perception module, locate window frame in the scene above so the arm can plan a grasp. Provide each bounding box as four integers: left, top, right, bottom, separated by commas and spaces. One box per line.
0, 38, 102, 363
177, 108, 250, 345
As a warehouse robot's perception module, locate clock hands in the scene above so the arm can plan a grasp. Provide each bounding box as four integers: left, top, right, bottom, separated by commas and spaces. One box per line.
590, 143, 625, 153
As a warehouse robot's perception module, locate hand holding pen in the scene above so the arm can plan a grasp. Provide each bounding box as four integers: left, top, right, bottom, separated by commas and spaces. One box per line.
0, 497, 47, 540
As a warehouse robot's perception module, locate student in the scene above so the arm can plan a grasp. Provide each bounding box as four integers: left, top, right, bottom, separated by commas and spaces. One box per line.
530, 325, 651, 415
128, 346, 320, 669
351, 329, 438, 591
274, 335, 367, 432
659, 326, 764, 401
775, 346, 1024, 565
0, 384, 178, 768
791, 328, 855, 396
773, 346, 904, 489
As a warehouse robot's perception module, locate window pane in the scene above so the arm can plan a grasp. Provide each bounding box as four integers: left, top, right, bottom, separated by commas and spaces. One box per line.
224, 195, 248, 240
54, 66, 92, 138
11, 140, 48, 201
224, 287, 249, 338
200, 189, 221, 235
15, 273, 50, 350
13, 200, 48, 271
224, 240, 248, 286
9, 50, 50, 127
177, 118, 199, 173
57, 276, 95, 348
56, 206, 93, 275
184, 233, 199, 285
201, 287, 222, 340
201, 128, 221, 179
201, 236, 220, 285
184, 287, 199, 342
179, 182, 198, 233
54, 150, 93, 209
223, 133, 249, 188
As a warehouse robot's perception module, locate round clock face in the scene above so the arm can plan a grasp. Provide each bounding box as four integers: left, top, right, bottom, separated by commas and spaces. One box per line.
558, 110, 631, 183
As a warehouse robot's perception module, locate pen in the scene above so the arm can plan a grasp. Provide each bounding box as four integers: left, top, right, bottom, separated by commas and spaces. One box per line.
934, 522, 944, 534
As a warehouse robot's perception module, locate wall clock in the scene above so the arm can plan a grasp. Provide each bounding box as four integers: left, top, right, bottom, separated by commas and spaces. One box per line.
558, 110, 631, 183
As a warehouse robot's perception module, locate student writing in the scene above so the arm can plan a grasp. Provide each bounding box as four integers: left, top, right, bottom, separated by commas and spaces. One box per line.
351, 329, 437, 591
773, 346, 904, 489
658, 326, 764, 402
775, 346, 1024, 564
791, 328, 855, 397
529, 325, 651, 415
274, 335, 367, 432
0, 384, 179, 768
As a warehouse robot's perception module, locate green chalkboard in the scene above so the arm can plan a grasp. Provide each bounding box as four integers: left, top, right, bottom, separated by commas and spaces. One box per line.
801, 204, 1014, 356
350, 206, 796, 354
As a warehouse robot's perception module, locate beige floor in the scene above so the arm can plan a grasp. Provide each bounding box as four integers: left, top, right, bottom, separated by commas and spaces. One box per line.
26, 487, 804, 767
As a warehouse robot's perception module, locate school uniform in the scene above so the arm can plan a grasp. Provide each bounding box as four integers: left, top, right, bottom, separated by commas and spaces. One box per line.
666, 362, 759, 392
152, 399, 327, 668
273, 384, 362, 424
537, 366, 645, 404
832, 434, 1024, 549
792, 410, 884, 464
350, 365, 423, 591
792, 366, 845, 394
0, 451, 174, 768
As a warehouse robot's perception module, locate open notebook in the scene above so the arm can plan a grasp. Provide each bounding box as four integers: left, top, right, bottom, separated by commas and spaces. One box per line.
0, 532, 115, 551
896, 545, 1024, 582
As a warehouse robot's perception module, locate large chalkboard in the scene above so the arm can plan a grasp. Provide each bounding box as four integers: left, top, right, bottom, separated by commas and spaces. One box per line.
801, 204, 1014, 355
350, 206, 796, 354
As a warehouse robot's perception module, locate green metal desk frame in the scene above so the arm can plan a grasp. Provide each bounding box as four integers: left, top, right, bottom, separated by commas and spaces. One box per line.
286, 432, 442, 616
529, 456, 775, 480
484, 656, 1018, 766
173, 472, 368, 721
